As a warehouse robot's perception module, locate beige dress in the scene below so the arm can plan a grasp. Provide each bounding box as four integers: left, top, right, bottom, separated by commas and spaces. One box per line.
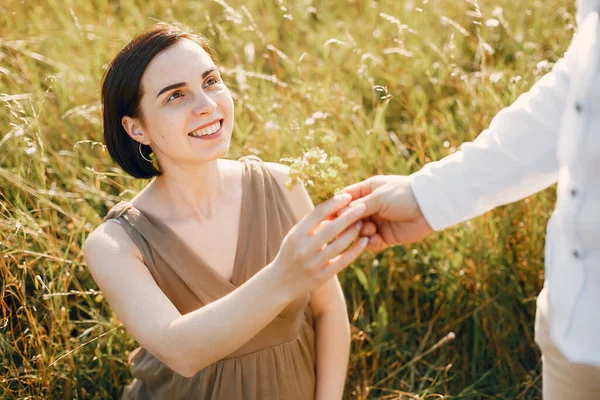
104, 157, 316, 400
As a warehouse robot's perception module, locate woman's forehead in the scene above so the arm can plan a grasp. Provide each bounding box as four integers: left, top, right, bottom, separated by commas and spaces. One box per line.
142, 39, 215, 92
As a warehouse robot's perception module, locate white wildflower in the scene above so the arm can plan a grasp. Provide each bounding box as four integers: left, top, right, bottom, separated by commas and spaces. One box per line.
492, 7, 504, 18
489, 71, 504, 83
244, 42, 255, 64
485, 19, 500, 27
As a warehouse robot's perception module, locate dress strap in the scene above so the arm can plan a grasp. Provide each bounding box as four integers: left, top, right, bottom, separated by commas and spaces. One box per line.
103, 201, 136, 221
103, 202, 158, 279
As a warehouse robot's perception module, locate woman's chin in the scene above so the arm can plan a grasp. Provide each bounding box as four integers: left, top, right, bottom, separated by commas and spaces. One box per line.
195, 141, 231, 162
187, 132, 231, 158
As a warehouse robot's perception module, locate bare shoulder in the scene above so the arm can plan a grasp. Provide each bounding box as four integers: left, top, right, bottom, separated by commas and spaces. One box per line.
264, 162, 314, 220
263, 162, 292, 186
83, 220, 141, 268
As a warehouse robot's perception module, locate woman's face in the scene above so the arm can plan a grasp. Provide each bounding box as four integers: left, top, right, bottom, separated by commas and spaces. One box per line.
123, 39, 234, 169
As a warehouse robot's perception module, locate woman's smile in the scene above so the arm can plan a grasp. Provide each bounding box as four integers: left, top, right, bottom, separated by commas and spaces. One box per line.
188, 119, 224, 140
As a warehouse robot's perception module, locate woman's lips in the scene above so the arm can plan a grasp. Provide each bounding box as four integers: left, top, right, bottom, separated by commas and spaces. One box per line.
188, 119, 224, 140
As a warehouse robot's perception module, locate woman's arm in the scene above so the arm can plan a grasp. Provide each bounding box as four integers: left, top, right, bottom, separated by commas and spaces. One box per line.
310, 276, 351, 400
83, 192, 366, 378
266, 162, 351, 399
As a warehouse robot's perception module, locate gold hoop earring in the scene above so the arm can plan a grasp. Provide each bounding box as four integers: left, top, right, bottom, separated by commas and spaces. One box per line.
138, 142, 153, 163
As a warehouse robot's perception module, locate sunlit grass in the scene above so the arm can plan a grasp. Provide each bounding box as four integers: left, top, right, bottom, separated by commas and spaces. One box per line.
1, 0, 573, 398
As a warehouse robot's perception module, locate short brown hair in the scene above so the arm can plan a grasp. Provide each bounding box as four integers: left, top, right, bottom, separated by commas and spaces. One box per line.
101, 23, 216, 179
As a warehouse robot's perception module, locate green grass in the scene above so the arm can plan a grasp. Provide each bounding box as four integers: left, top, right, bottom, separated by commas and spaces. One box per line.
0, 0, 573, 398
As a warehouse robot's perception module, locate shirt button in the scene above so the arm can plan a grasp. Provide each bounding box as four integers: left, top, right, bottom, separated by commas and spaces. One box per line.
573, 250, 581, 258
571, 188, 578, 197
575, 102, 583, 113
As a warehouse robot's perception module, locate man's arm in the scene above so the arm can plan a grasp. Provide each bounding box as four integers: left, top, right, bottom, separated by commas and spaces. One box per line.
410, 51, 572, 230
345, 34, 578, 250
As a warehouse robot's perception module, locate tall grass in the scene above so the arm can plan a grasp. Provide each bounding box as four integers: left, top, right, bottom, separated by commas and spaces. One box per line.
1, 0, 573, 398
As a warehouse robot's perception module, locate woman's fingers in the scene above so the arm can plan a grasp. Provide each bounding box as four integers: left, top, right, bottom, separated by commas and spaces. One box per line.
322, 237, 369, 276
311, 219, 331, 236
310, 203, 366, 248
313, 220, 330, 250
315, 221, 363, 265
298, 193, 353, 235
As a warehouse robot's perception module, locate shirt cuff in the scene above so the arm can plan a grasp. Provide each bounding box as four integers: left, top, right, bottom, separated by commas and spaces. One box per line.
409, 166, 467, 231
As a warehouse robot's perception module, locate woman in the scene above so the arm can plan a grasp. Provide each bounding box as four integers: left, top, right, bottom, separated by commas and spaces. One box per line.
83, 23, 368, 399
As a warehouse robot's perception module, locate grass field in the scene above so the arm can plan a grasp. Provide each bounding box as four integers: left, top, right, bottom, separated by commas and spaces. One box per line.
0, 0, 574, 398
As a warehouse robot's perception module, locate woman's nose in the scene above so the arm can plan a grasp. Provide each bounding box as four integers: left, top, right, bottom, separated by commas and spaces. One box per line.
192, 91, 217, 115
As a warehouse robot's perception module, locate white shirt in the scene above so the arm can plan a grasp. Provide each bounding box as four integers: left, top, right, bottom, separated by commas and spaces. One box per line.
410, 0, 600, 366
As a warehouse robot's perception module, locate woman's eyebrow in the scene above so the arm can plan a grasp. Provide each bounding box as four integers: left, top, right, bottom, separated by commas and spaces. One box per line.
157, 82, 185, 98
202, 67, 216, 78
155, 68, 218, 98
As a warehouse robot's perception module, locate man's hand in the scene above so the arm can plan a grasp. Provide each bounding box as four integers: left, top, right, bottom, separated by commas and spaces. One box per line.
343, 175, 434, 251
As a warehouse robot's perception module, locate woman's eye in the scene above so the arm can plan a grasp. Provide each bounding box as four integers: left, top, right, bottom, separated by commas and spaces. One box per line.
167, 92, 183, 102
204, 77, 219, 88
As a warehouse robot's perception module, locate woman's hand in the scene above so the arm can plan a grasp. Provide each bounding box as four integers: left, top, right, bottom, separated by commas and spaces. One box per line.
270, 193, 368, 298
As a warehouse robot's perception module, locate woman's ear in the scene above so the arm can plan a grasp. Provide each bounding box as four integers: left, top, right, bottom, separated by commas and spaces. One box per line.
121, 116, 149, 144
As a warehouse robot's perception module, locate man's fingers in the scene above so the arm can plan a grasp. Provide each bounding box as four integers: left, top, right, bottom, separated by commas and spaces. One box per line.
342, 180, 373, 201
299, 193, 352, 233
322, 237, 368, 276
360, 220, 377, 237
348, 191, 381, 219
366, 234, 387, 251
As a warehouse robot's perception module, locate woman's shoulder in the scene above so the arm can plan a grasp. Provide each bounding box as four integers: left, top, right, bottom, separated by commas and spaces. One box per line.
262, 161, 314, 220
235, 155, 288, 176
84, 210, 140, 268
230, 156, 288, 184
229, 156, 314, 219
262, 161, 291, 184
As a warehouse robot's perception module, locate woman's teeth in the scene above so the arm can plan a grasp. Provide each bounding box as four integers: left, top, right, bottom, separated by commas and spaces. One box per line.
189, 120, 221, 137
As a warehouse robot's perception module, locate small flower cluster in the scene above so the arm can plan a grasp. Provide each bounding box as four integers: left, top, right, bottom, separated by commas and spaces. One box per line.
281, 147, 348, 200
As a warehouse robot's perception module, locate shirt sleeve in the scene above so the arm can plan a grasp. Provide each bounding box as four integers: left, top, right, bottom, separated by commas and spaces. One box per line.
409, 51, 573, 231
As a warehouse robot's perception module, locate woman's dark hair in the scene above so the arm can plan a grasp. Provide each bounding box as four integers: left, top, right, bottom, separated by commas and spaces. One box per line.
101, 23, 216, 179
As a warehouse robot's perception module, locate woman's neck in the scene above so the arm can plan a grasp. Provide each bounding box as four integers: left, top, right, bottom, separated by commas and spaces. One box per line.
147, 159, 225, 221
